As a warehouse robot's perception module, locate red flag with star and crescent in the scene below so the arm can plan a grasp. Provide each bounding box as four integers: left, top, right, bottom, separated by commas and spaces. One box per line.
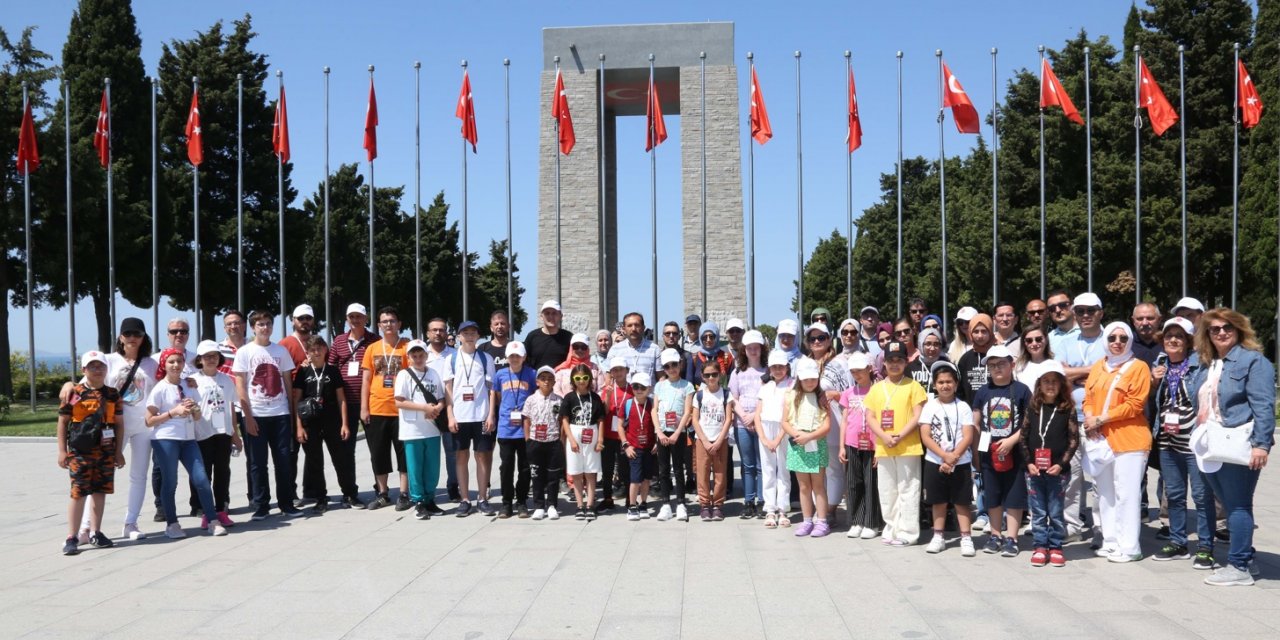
363, 78, 378, 162
456, 70, 477, 152
1239, 59, 1264, 129
273, 84, 290, 162
93, 90, 111, 167
847, 66, 863, 152
645, 68, 668, 151
749, 65, 772, 145
1138, 58, 1178, 136
941, 62, 980, 134
184, 89, 203, 166
1040, 58, 1083, 125
16, 97, 39, 176
552, 68, 575, 155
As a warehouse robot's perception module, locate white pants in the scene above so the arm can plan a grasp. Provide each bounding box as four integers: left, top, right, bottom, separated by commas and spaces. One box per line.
877, 456, 921, 544
80, 427, 151, 531
1093, 450, 1148, 556
758, 420, 790, 513
825, 406, 846, 508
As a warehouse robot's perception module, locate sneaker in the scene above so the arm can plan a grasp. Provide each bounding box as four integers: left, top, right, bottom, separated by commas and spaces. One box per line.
477, 502, 496, 516
216, 511, 235, 527
1155, 525, 1171, 540
200, 515, 210, 530
343, 495, 367, 510
712, 507, 724, 521
1153, 544, 1190, 561
586, 510, 597, 521
89, 531, 113, 548
960, 537, 977, 557
211, 523, 228, 536
456, 501, 473, 518
627, 507, 641, 521
1049, 549, 1067, 567
656, 504, 674, 521
1030, 547, 1048, 567
1204, 565, 1254, 587
859, 527, 878, 539
62, 537, 80, 555
547, 506, 560, 520
312, 501, 328, 515
926, 536, 946, 554
794, 520, 815, 536
291, 499, 309, 510
153, 510, 165, 523
395, 494, 413, 512
595, 499, 615, 511
1001, 538, 1019, 558
811, 521, 831, 538
415, 503, 431, 520
639, 504, 652, 519
740, 503, 754, 519
251, 506, 271, 521
368, 494, 391, 511
1095, 546, 1119, 558
77, 529, 91, 544
517, 505, 531, 519
425, 501, 445, 515
164, 523, 185, 539
281, 507, 305, 518
699, 507, 711, 521
575, 509, 587, 521
1107, 552, 1143, 563
499, 504, 514, 519
675, 504, 689, 521
983, 536, 1003, 554
756, 502, 768, 519
1193, 551, 1216, 570
122, 523, 146, 540
847, 525, 863, 539
973, 515, 989, 531
531, 508, 547, 521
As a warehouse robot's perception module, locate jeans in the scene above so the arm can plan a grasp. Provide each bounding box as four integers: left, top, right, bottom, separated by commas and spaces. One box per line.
403, 437, 441, 504
498, 437, 530, 507
1205, 461, 1260, 571
1159, 449, 1215, 551
736, 425, 761, 504
246, 414, 296, 510
441, 429, 459, 493
152, 439, 216, 525
1026, 472, 1068, 550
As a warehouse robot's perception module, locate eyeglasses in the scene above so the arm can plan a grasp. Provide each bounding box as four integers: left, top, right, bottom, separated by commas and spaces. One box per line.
1107, 334, 1129, 344
571, 375, 591, 382
168, 329, 189, 335
1074, 307, 1101, 316
663, 331, 679, 337
1047, 301, 1071, 312
894, 328, 913, 337
1208, 324, 1235, 336
1024, 336, 1044, 345
1025, 308, 1047, 316
122, 331, 144, 338
663, 363, 680, 369
840, 329, 857, 336
806, 334, 828, 343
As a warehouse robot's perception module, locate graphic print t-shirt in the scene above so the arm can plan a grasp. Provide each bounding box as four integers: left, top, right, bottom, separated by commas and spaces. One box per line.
231, 341, 295, 418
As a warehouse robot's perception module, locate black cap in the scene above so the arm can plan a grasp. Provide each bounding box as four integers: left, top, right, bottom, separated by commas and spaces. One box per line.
120, 317, 146, 335
884, 340, 908, 360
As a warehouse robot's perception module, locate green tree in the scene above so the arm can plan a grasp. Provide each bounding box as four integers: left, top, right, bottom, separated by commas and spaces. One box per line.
472, 239, 528, 335
793, 230, 853, 319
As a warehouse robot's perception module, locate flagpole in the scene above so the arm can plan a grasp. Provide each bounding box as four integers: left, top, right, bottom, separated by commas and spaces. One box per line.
936, 51, 948, 337
65, 78, 74, 368
237, 73, 244, 312
700, 51, 708, 320
1085, 47, 1094, 292
324, 67, 331, 340
415, 60, 423, 336
1232, 42, 1240, 308
23, 83, 34, 409
1038, 46, 1046, 299
1134, 48, 1142, 304
192, 76, 202, 342
461, 60, 470, 322
554, 56, 563, 303
277, 70, 286, 339
368, 65, 376, 319
795, 50, 804, 325
504, 58, 513, 326
747, 52, 757, 327
897, 51, 905, 328
649, 54, 658, 331
151, 77, 158, 339
599, 54, 609, 326
105, 78, 116, 334
845, 50, 854, 321
1179, 45, 1187, 297
991, 48, 999, 306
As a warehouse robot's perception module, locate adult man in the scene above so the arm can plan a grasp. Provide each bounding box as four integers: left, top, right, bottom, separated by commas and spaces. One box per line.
724, 317, 746, 361
907, 297, 929, 328
360, 307, 411, 510
1023, 299, 1049, 335
857, 306, 883, 358
606, 312, 662, 383
150, 318, 197, 521
424, 317, 460, 501
993, 302, 1021, 358
1046, 290, 1079, 359
682, 314, 703, 353
525, 300, 573, 370
956, 313, 994, 404
279, 304, 314, 370
325, 302, 377, 509
481, 310, 512, 371
1170, 297, 1204, 325
1060, 292, 1106, 542
217, 310, 253, 505
1130, 302, 1162, 365
232, 310, 301, 519
444, 321, 498, 516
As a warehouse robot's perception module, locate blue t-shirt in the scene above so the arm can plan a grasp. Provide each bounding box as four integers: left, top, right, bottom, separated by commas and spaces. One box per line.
493, 366, 537, 439
1061, 332, 1105, 421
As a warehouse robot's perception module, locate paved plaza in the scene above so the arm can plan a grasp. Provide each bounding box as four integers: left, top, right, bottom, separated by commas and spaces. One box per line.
2, 438, 1280, 639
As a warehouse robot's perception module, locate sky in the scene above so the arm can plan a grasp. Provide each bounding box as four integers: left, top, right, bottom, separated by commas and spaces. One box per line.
6, 0, 1137, 359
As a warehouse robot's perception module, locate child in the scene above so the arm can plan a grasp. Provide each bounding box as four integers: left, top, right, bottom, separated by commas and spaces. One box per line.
600, 357, 633, 511
838, 351, 883, 539
58, 351, 124, 555
653, 348, 694, 522
561, 363, 606, 520
918, 362, 976, 556
970, 344, 1032, 558
523, 366, 564, 520
729, 330, 768, 519
756, 350, 794, 528
192, 340, 243, 528
146, 348, 224, 539
292, 336, 355, 514
492, 342, 536, 518
782, 357, 832, 537
1019, 362, 1079, 567
395, 340, 447, 520
865, 341, 928, 546
693, 361, 734, 521
623, 372, 659, 520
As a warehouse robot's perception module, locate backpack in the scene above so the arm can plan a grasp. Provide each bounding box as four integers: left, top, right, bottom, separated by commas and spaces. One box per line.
449, 349, 491, 384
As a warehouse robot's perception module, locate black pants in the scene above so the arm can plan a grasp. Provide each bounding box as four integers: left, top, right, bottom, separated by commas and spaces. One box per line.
187, 434, 232, 513
658, 435, 688, 506
302, 411, 359, 501
599, 439, 623, 502
527, 440, 564, 509
498, 437, 530, 507
683, 434, 696, 494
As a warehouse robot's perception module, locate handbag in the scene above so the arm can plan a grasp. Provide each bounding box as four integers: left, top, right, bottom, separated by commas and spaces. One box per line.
1191, 361, 1254, 467
1081, 361, 1132, 475
67, 395, 107, 454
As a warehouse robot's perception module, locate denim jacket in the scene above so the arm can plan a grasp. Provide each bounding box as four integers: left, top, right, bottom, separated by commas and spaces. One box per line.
1187, 345, 1276, 452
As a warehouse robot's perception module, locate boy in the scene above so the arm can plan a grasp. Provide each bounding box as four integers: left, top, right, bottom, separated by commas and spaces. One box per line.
865, 341, 928, 546
492, 341, 536, 518
444, 320, 498, 516
623, 372, 658, 520
394, 340, 447, 520
692, 362, 734, 521
599, 357, 633, 511
58, 351, 124, 555
971, 345, 1032, 558
919, 362, 976, 556
523, 366, 564, 520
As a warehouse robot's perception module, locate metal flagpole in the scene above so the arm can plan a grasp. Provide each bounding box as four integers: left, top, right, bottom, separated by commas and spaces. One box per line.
461, 59, 470, 322
504, 58, 514, 326
896, 51, 905, 325
937, 51, 949, 338
1232, 42, 1240, 308
1179, 45, 1187, 297
105, 78, 116, 334
649, 54, 658, 330
151, 78, 158, 338
277, 70, 286, 339
192, 76, 202, 342
324, 67, 331, 340
599, 54, 609, 327
237, 74, 244, 312
991, 48, 999, 306
554, 57, 563, 303
1085, 47, 1094, 292
415, 61, 423, 336
1038, 46, 1046, 298
795, 50, 804, 325
1134, 48, 1142, 304
24, 83, 34, 409
747, 52, 756, 327
845, 51, 853, 320
368, 66, 376, 318
700, 51, 708, 320
65, 78, 74, 368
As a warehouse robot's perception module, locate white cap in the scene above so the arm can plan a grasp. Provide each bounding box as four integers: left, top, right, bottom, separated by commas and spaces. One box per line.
505, 341, 527, 358
742, 330, 766, 347
767, 350, 790, 367
794, 357, 820, 380
807, 322, 831, 337
631, 371, 653, 388
725, 317, 746, 332
540, 300, 562, 312
777, 318, 799, 335
406, 339, 428, 352
195, 339, 221, 357
345, 302, 368, 317
608, 356, 628, 370
1073, 292, 1103, 308
1171, 297, 1204, 314
846, 351, 871, 370
80, 350, 108, 368
660, 348, 682, 365
570, 333, 589, 346
956, 306, 978, 322
929, 360, 959, 378
1163, 317, 1195, 335
859, 305, 879, 316
1033, 360, 1067, 387
292, 304, 315, 318
981, 344, 1015, 365
536, 365, 556, 377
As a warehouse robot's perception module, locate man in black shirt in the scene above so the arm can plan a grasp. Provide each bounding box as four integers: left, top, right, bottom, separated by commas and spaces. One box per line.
1130, 302, 1162, 366
956, 313, 995, 404
524, 300, 573, 369
482, 309, 513, 371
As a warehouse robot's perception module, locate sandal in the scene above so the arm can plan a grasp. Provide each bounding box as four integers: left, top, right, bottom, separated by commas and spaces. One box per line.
778, 512, 791, 528
764, 512, 778, 529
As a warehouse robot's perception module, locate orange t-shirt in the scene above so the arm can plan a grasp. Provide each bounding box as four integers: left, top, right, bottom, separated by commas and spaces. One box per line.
59, 383, 121, 425
1082, 358, 1153, 454
362, 338, 409, 417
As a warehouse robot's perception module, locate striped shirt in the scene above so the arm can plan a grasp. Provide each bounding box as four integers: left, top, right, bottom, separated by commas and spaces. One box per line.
327, 330, 381, 405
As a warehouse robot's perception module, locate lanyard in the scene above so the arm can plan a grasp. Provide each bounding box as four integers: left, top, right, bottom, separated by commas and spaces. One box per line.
879, 380, 901, 408
379, 342, 399, 376
309, 364, 323, 396
630, 398, 650, 427
459, 350, 477, 385
509, 371, 530, 408
1036, 406, 1057, 445
940, 400, 959, 445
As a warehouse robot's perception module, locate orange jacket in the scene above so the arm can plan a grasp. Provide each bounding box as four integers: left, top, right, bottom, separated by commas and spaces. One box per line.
1082, 358, 1153, 454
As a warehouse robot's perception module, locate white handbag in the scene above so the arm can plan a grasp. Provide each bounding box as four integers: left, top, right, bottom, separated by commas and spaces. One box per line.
1190, 360, 1255, 471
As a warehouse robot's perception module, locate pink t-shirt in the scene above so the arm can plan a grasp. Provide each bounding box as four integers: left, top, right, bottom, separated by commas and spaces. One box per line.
838, 384, 873, 448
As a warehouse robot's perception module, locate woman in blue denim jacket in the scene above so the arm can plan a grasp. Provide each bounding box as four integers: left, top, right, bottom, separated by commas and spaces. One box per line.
1187, 308, 1275, 587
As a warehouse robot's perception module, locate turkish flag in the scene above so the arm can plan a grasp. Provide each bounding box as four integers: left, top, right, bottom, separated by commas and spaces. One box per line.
184, 89, 203, 166
1138, 58, 1178, 136
1238, 60, 1264, 129
552, 68, 575, 155
847, 66, 863, 152
1040, 59, 1083, 125
942, 62, 980, 134
16, 97, 38, 175
749, 65, 772, 145
645, 69, 667, 151
93, 90, 110, 168
456, 70, 478, 152
273, 84, 290, 162
363, 78, 378, 162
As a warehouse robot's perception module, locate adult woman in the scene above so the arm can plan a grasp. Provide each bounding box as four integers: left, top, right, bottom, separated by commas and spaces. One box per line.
1014, 325, 1055, 389
1188, 308, 1274, 586
806, 323, 850, 520
146, 349, 225, 538
688, 322, 734, 387
553, 333, 603, 396
949, 307, 977, 363
775, 319, 802, 363
1081, 322, 1152, 563
906, 328, 946, 395
836, 318, 860, 355
920, 314, 943, 335
96, 318, 157, 541
729, 330, 768, 518
892, 317, 918, 362
592, 330, 613, 370
1149, 318, 1214, 568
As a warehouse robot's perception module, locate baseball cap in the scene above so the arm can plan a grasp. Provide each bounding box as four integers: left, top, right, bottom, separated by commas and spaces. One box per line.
726, 317, 746, 332
956, 306, 978, 322
195, 340, 221, 357
1073, 292, 1103, 309
1033, 360, 1067, 387
794, 357, 820, 380
767, 350, 790, 367
80, 350, 108, 368
685, 314, 702, 324
457, 320, 479, 333
846, 352, 871, 370
883, 341, 908, 360
540, 300, 561, 312
807, 322, 831, 337
608, 356, 628, 370
742, 330, 766, 347
345, 302, 368, 317
536, 365, 556, 377
981, 344, 1015, 365
571, 333, 589, 346
292, 304, 315, 319
1171, 297, 1204, 314
660, 348, 682, 365
777, 318, 799, 336
119, 317, 146, 335
929, 360, 959, 378
406, 339, 429, 353
631, 371, 653, 388
505, 341, 527, 358
1163, 317, 1195, 335
859, 305, 879, 317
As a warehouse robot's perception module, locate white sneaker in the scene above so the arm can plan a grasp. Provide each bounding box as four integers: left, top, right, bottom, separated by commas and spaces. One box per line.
547, 506, 560, 520
211, 523, 228, 537
847, 525, 863, 539
122, 523, 146, 541
860, 527, 879, 539
972, 515, 989, 531
926, 536, 946, 554
675, 504, 689, 521
960, 537, 977, 557
1095, 546, 1119, 558
531, 508, 547, 521
164, 523, 185, 539
657, 504, 674, 521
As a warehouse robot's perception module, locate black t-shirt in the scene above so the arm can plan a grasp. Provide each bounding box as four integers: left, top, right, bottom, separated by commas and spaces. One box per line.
906, 359, 938, 395
524, 329, 573, 370
1020, 404, 1078, 473
559, 391, 606, 428
481, 340, 510, 371
293, 363, 345, 422
956, 349, 989, 404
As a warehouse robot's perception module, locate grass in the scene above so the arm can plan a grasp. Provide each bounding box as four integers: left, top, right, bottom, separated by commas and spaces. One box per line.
0, 402, 61, 437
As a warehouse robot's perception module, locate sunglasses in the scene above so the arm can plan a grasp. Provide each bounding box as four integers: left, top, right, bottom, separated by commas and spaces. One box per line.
1026, 308, 1046, 315
1024, 336, 1044, 345
806, 334, 828, 343
571, 375, 591, 382
1208, 324, 1235, 336
812, 316, 829, 323
923, 323, 940, 330
894, 328, 912, 337
122, 331, 144, 338
1047, 301, 1071, 312
1163, 332, 1186, 341
168, 329, 189, 335
1074, 307, 1101, 316
663, 331, 679, 337
663, 363, 680, 369
840, 329, 857, 336
630, 384, 649, 391
909, 308, 926, 315
703, 370, 720, 377
1107, 334, 1129, 344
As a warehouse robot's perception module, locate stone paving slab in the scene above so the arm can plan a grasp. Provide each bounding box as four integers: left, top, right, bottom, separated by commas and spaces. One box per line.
3, 440, 1280, 639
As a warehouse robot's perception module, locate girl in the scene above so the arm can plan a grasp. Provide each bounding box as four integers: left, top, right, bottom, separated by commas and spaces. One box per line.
1015, 326, 1055, 389
395, 340, 446, 521
756, 350, 795, 528
192, 340, 242, 528
907, 328, 946, 396
293, 336, 354, 514
866, 341, 928, 546
523, 366, 564, 520
653, 348, 694, 522
146, 349, 224, 538
693, 360, 734, 520
729, 330, 767, 518
1020, 362, 1079, 567
561, 363, 606, 520
782, 357, 832, 537
623, 372, 658, 520
919, 362, 976, 555
839, 352, 882, 539
807, 323, 850, 525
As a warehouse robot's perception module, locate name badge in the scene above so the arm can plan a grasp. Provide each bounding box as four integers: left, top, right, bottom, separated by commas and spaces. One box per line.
978, 431, 992, 453
382, 374, 395, 389
664, 411, 678, 430
1162, 411, 1181, 436
581, 427, 595, 445
612, 415, 622, 434
347, 361, 359, 378
857, 429, 872, 450
461, 386, 475, 403
534, 423, 549, 440
636, 429, 649, 447
1035, 447, 1052, 470
510, 410, 522, 423
879, 409, 895, 434
102, 428, 115, 443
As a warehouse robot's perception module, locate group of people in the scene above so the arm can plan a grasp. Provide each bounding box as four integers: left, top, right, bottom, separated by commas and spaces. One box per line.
55, 293, 1274, 587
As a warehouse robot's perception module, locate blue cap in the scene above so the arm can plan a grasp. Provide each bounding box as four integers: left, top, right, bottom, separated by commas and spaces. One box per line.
685, 314, 701, 324
457, 320, 479, 333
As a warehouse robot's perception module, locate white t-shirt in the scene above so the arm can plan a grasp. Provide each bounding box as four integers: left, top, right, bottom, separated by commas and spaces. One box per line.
425, 345, 456, 380
105, 353, 157, 436
1015, 360, 1050, 390
694, 386, 733, 441
146, 379, 202, 441
757, 378, 794, 423
920, 397, 974, 466
192, 370, 239, 440
395, 366, 445, 440
443, 348, 495, 423
230, 341, 295, 418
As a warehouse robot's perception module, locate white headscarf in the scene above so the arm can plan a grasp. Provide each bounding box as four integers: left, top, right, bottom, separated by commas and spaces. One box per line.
917, 327, 944, 364
1103, 321, 1134, 371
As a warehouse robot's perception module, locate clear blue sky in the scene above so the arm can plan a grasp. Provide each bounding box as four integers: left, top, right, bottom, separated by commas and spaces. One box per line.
8, 0, 1132, 356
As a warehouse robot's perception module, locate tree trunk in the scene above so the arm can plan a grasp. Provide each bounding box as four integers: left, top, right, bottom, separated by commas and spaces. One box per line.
0, 287, 11, 399
92, 284, 113, 352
